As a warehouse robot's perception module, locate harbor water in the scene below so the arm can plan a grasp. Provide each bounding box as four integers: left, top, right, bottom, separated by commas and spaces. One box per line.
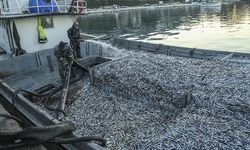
78, 1, 250, 53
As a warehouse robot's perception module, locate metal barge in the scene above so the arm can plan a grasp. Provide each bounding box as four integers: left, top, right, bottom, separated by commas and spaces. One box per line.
111, 38, 250, 64
0, 37, 249, 149
0, 1, 249, 149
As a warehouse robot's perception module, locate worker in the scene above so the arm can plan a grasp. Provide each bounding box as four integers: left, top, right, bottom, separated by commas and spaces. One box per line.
67, 21, 81, 58
54, 41, 74, 84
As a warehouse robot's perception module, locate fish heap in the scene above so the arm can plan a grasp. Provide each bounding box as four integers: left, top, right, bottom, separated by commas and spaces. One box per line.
63, 52, 250, 149
91, 54, 203, 115
64, 53, 250, 149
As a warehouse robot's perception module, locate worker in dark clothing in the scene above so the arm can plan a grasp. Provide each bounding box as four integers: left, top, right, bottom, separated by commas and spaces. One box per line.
67, 21, 81, 58
54, 41, 74, 84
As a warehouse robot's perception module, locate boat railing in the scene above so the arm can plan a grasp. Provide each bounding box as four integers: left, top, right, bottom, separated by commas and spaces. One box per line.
0, 0, 87, 17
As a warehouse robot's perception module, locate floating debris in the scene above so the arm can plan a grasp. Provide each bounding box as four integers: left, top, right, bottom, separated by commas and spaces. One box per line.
62, 53, 250, 149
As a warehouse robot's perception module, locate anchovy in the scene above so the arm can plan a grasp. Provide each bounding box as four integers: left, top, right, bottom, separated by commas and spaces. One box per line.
35, 51, 250, 149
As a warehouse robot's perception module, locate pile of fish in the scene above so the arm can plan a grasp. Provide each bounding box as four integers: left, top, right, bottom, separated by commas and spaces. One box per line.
91, 54, 201, 115
64, 53, 249, 149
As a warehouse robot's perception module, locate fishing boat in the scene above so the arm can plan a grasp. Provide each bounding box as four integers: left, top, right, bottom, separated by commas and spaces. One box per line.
0, 37, 249, 149
0, 2, 110, 149
0, 1, 249, 149
0, 0, 87, 57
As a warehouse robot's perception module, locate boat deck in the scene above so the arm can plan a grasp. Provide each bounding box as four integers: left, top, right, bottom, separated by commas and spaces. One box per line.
4, 66, 60, 91
0, 39, 249, 149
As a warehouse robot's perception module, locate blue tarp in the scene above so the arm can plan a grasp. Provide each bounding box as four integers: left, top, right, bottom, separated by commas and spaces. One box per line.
29, 0, 58, 13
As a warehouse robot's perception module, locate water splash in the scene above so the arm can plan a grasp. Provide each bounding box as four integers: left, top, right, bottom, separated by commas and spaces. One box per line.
86, 39, 135, 59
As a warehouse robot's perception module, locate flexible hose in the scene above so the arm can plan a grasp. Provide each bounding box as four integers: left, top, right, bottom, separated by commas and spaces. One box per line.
58, 64, 72, 112
50, 136, 106, 146
12, 88, 54, 106
44, 69, 84, 115
0, 136, 106, 149
0, 113, 22, 124
0, 143, 26, 150
44, 86, 66, 115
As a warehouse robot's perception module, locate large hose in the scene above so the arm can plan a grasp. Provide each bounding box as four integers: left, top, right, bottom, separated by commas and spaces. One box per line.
0, 121, 75, 144
72, 59, 89, 72
44, 64, 84, 115
58, 64, 72, 112
0, 143, 26, 149
50, 136, 106, 146
0, 119, 106, 149
13, 89, 53, 106
44, 86, 66, 115
0, 113, 22, 124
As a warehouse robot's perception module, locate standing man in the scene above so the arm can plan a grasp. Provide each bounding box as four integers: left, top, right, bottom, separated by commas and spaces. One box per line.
54, 41, 74, 84
67, 21, 81, 58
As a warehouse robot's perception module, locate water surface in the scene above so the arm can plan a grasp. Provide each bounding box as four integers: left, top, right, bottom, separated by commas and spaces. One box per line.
78, 2, 250, 53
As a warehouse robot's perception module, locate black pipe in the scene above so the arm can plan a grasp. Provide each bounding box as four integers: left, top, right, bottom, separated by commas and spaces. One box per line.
44, 71, 84, 115
58, 64, 72, 112
0, 121, 75, 149
0, 113, 23, 124
50, 137, 106, 147
44, 86, 66, 115
0, 143, 26, 150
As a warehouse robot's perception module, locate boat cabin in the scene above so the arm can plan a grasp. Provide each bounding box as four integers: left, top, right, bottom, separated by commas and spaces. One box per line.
0, 0, 87, 56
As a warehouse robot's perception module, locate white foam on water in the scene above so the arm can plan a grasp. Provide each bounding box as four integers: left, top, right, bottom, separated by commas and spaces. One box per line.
86, 40, 136, 59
